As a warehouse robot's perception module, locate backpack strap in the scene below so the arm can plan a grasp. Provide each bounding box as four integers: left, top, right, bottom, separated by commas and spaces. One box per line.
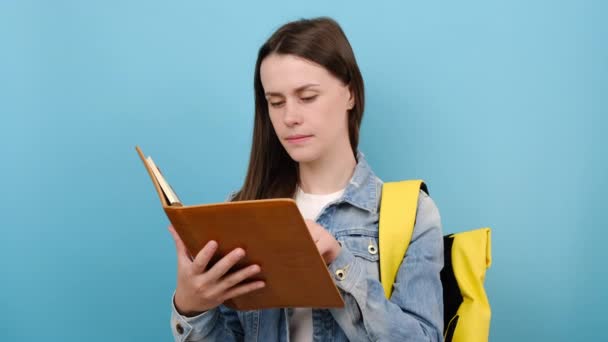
379, 179, 427, 299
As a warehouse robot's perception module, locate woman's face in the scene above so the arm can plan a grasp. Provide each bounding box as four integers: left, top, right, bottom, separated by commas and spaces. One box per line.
260, 53, 354, 163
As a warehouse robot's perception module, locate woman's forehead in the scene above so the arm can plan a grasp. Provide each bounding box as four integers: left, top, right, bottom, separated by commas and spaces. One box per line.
260, 54, 337, 93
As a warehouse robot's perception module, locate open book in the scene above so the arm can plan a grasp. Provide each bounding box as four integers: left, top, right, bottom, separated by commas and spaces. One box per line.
135, 146, 344, 310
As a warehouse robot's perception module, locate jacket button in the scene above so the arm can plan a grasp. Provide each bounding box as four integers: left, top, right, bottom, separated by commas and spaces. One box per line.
368, 244, 377, 255
175, 323, 184, 335
335, 269, 346, 280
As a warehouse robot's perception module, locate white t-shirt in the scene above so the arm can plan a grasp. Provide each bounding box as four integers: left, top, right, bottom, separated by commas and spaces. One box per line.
289, 185, 345, 342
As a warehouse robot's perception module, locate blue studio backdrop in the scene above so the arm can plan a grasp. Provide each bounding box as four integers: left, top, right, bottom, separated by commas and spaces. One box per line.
1, 1, 606, 341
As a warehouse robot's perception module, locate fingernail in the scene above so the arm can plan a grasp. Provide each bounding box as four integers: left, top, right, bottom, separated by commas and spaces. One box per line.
208, 240, 217, 249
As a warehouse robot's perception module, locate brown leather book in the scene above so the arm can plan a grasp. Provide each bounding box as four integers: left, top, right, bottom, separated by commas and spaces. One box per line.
135, 146, 344, 310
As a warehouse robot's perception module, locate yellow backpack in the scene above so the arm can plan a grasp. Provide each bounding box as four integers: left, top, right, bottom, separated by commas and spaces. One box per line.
379, 180, 492, 342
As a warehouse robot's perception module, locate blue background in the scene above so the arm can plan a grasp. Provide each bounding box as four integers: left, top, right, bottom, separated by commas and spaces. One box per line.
1, 1, 606, 341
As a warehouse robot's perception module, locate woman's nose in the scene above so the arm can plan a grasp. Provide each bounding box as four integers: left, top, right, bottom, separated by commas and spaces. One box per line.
283, 101, 302, 126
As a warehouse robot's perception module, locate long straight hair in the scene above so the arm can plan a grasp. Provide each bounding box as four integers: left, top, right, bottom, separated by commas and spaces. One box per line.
231, 17, 365, 201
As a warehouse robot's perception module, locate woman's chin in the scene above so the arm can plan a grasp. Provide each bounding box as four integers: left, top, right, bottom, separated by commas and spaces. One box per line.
285, 147, 321, 164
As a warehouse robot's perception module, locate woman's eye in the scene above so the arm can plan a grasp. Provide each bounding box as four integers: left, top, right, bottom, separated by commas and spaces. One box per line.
269, 101, 285, 108
301, 95, 318, 102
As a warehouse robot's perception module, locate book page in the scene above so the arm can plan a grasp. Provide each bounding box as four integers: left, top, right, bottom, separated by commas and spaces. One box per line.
146, 156, 182, 206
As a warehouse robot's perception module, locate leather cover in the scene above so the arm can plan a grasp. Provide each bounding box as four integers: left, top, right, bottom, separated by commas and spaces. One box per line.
136, 146, 344, 310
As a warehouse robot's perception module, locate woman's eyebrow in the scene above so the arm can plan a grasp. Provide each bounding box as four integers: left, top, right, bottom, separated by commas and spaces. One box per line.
265, 83, 320, 97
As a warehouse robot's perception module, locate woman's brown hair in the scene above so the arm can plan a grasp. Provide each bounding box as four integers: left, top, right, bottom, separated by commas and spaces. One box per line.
231, 17, 365, 201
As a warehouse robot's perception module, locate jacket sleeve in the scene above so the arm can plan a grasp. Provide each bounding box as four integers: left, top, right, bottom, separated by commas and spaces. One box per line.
169, 190, 245, 341
170, 296, 244, 341
328, 190, 445, 342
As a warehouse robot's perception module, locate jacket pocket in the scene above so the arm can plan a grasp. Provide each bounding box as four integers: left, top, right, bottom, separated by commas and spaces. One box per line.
335, 229, 380, 279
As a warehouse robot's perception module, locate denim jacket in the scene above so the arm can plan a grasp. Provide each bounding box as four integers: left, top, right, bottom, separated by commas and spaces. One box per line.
170, 151, 444, 341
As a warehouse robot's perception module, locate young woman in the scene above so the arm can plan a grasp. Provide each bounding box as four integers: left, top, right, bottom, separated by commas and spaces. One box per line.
168, 17, 444, 342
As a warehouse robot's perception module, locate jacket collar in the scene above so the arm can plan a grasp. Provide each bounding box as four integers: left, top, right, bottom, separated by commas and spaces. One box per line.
338, 150, 381, 214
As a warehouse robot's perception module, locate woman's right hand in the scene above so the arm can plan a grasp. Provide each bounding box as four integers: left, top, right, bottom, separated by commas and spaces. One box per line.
168, 225, 266, 317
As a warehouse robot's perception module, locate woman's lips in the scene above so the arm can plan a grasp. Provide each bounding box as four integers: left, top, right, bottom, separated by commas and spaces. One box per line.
286, 135, 313, 144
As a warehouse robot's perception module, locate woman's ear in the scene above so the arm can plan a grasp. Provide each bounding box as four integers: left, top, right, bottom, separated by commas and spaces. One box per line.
347, 84, 355, 110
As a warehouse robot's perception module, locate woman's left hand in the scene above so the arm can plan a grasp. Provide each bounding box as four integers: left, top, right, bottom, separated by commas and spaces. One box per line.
304, 219, 342, 265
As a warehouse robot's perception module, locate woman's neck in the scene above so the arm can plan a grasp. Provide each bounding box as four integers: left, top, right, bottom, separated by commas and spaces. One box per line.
297, 147, 357, 195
